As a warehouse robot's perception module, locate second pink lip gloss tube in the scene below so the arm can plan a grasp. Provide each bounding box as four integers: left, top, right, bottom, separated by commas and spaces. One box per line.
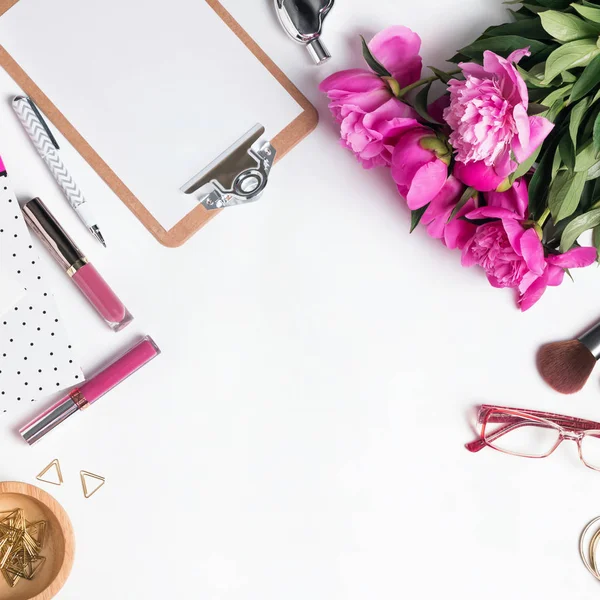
23, 197, 133, 331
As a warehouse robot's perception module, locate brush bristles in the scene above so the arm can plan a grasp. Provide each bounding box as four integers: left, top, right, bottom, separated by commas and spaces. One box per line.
537, 339, 597, 394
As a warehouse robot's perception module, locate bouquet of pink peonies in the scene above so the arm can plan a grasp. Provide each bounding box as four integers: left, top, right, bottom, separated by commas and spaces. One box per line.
320, 0, 600, 310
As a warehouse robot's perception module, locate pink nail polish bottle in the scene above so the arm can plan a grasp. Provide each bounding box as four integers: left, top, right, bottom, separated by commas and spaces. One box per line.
23, 197, 133, 332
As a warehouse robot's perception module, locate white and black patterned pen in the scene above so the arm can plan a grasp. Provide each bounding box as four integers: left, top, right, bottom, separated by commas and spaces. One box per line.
12, 96, 106, 247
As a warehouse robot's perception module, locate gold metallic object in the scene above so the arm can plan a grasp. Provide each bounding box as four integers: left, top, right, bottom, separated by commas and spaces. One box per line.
36, 459, 64, 486
80, 470, 105, 499
69, 389, 89, 410
66, 257, 88, 277
0, 508, 47, 588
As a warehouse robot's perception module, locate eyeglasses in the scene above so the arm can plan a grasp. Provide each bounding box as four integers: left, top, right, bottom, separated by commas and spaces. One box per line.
466, 404, 600, 472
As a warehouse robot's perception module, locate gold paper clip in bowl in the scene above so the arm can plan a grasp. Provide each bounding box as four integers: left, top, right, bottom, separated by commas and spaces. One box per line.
181, 123, 276, 210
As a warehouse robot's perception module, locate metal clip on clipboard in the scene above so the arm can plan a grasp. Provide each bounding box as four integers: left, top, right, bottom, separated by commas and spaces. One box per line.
181, 124, 276, 210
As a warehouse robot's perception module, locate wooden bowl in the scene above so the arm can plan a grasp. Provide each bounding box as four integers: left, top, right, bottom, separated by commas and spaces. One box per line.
0, 482, 75, 600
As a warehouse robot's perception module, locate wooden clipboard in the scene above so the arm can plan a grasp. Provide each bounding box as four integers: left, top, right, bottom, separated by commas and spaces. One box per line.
0, 0, 318, 247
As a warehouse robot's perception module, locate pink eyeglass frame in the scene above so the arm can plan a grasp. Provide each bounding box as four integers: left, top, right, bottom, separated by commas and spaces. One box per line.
466, 404, 600, 471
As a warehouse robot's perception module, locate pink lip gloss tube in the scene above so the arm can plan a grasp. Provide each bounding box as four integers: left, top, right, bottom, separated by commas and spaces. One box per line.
22, 197, 133, 331
20, 336, 160, 444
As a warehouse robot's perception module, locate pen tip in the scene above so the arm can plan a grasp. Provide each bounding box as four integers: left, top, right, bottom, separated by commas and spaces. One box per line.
89, 226, 106, 248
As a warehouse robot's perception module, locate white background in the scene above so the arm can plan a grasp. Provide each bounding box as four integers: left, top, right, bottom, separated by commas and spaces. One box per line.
1, 0, 600, 598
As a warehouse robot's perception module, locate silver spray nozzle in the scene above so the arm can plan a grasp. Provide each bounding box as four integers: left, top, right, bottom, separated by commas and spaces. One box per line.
274, 0, 335, 65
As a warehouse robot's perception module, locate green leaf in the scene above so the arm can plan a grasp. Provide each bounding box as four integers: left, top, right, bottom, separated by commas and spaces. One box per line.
448, 187, 477, 222
539, 10, 600, 41
447, 52, 470, 64
594, 110, 600, 154
582, 101, 600, 139
560, 132, 576, 169
518, 63, 551, 87
549, 169, 587, 220
411, 82, 439, 124
575, 140, 600, 171
560, 207, 600, 250
541, 84, 574, 106
508, 8, 530, 21
410, 205, 428, 233
569, 96, 591, 147
587, 159, 600, 178
528, 102, 549, 115
360, 36, 391, 77
552, 144, 564, 178
522, 3, 552, 13
569, 53, 600, 102
428, 66, 455, 84
530, 143, 558, 218
592, 224, 600, 258
538, 0, 574, 8
543, 39, 600, 84
512, 146, 542, 182
483, 17, 552, 39
458, 36, 547, 62
572, 2, 600, 23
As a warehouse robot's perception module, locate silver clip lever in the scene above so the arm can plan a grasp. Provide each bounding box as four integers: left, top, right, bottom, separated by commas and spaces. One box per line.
181, 124, 276, 210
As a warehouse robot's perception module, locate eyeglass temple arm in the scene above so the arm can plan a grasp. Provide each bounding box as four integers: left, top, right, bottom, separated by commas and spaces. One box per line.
480, 405, 600, 430
465, 421, 525, 453
463, 405, 597, 453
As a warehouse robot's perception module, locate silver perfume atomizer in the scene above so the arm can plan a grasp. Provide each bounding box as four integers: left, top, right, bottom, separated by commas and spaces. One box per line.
274, 0, 335, 65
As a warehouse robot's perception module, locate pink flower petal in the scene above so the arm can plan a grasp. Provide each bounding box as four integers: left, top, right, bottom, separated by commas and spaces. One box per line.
507, 48, 531, 64
513, 103, 530, 152
320, 69, 385, 94
465, 207, 520, 220
502, 218, 525, 254
547, 264, 565, 287
485, 178, 528, 219
518, 270, 538, 294
518, 271, 548, 311
405, 160, 448, 209
369, 26, 423, 87
456, 62, 488, 79
363, 97, 417, 123
482, 50, 529, 106
461, 239, 478, 267
493, 148, 518, 179
519, 228, 545, 276
330, 89, 392, 115
546, 246, 597, 268
512, 116, 554, 163
453, 160, 505, 192
444, 217, 476, 250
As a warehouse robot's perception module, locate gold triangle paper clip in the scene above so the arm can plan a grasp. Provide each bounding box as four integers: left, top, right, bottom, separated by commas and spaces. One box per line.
80, 471, 105, 499
36, 459, 63, 486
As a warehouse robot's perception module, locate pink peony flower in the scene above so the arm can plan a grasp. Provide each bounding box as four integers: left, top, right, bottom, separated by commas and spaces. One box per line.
420, 176, 477, 249
461, 179, 596, 310
335, 99, 419, 168
319, 26, 423, 168
391, 127, 450, 209
444, 49, 554, 192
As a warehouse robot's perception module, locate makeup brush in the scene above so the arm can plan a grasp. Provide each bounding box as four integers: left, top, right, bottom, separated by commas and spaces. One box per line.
537, 324, 600, 394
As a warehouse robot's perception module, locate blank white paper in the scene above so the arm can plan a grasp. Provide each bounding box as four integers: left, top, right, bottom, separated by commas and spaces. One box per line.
0, 0, 303, 230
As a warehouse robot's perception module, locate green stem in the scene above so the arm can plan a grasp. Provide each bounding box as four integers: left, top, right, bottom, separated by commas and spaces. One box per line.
537, 208, 551, 228
397, 69, 461, 96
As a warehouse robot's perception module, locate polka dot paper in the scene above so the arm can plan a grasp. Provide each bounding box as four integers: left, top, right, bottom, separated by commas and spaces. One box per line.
0, 163, 82, 413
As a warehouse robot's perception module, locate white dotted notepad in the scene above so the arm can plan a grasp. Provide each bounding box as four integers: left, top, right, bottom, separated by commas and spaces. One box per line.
0, 162, 82, 414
